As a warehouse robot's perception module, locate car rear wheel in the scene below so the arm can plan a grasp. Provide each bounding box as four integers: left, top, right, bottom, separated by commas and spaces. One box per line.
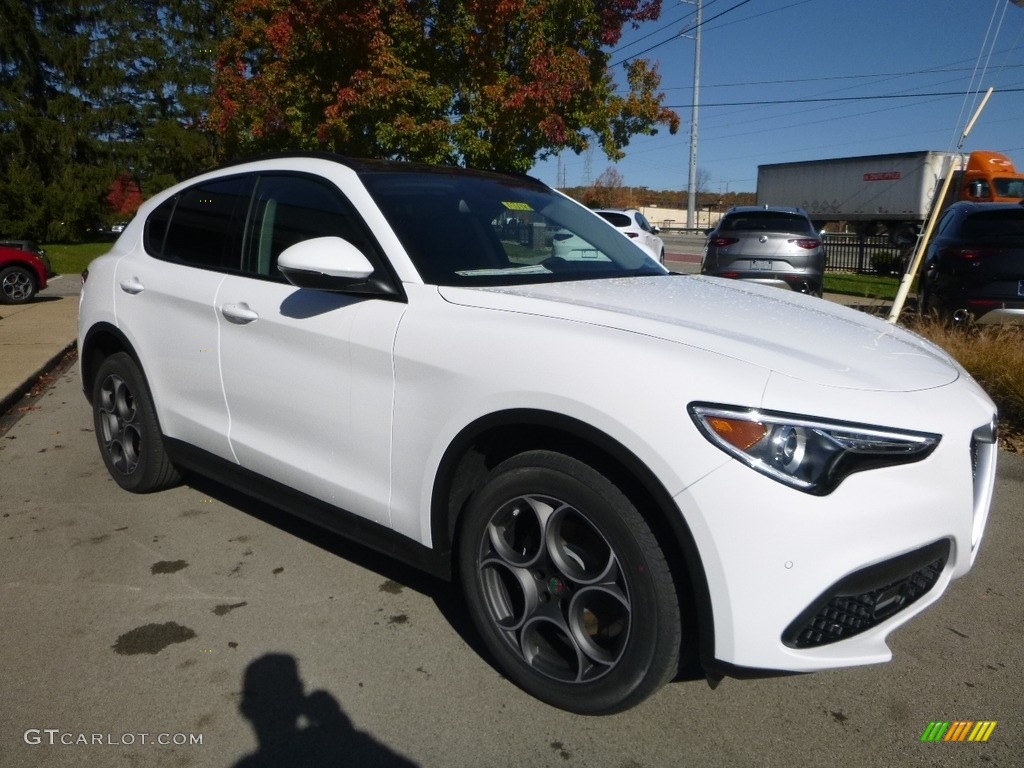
92, 352, 181, 493
922, 292, 951, 322
457, 450, 682, 714
0, 265, 36, 304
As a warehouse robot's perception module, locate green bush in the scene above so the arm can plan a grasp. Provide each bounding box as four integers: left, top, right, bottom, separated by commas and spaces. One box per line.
870, 252, 902, 276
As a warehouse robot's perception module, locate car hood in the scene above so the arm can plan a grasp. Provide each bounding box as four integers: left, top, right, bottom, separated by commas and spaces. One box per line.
437, 275, 961, 392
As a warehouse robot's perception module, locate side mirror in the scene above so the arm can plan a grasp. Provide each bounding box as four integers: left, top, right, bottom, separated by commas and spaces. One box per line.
278, 236, 392, 294
652, 226, 661, 234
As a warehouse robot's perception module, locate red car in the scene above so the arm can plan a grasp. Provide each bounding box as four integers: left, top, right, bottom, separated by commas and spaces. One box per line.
0, 245, 48, 304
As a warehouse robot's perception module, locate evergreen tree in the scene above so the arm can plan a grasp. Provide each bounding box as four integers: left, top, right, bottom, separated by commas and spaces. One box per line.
0, 0, 219, 241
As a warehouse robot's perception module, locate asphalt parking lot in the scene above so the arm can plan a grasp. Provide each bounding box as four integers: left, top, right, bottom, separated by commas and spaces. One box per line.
0, 356, 1021, 767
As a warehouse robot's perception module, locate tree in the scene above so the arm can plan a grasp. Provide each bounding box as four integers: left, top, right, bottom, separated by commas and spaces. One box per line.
213, 0, 680, 172
90, 0, 221, 195
695, 166, 711, 196
0, 0, 220, 240
0, 0, 108, 239
583, 165, 629, 208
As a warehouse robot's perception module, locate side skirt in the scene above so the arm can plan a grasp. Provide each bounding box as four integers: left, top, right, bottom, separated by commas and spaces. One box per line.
164, 438, 451, 580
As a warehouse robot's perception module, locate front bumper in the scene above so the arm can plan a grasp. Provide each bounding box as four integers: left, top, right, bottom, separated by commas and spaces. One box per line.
674, 396, 997, 673
782, 539, 949, 649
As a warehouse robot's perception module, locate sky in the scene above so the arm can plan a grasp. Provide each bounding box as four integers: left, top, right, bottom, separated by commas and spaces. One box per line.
530, 0, 1024, 194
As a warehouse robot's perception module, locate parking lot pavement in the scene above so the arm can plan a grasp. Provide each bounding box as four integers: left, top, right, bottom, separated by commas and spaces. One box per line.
0, 276, 80, 416
1, 363, 1021, 767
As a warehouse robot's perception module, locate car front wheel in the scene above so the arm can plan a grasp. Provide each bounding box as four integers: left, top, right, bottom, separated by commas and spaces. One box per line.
457, 450, 682, 714
92, 352, 181, 493
0, 265, 36, 304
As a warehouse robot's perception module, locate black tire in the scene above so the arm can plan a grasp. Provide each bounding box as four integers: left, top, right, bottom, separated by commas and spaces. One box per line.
0, 265, 37, 304
457, 450, 682, 714
921, 292, 950, 323
91, 352, 181, 493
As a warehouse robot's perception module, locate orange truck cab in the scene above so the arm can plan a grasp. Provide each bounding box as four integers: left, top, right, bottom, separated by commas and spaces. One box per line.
959, 150, 1024, 202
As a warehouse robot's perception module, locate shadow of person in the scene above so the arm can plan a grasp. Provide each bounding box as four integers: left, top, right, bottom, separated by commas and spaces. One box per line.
234, 654, 418, 768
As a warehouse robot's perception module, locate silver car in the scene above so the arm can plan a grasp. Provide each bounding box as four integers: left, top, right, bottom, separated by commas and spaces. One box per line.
701, 206, 824, 296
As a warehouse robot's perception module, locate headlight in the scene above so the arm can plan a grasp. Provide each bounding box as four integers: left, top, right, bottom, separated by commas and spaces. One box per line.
689, 403, 940, 495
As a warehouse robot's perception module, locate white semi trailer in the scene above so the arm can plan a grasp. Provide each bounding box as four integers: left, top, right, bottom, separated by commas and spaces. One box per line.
756, 150, 1024, 237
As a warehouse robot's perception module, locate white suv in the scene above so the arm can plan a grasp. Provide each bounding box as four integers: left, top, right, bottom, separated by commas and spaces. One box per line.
594, 208, 665, 263
79, 155, 997, 714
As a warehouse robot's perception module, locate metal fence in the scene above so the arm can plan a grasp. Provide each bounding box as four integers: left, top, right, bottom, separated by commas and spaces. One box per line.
822, 233, 903, 275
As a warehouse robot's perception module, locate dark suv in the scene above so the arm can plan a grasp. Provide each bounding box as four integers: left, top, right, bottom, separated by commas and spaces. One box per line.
701, 206, 824, 296
918, 201, 1024, 325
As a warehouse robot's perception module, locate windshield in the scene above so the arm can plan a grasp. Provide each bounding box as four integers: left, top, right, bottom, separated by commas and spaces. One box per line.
993, 177, 1024, 198
360, 170, 666, 286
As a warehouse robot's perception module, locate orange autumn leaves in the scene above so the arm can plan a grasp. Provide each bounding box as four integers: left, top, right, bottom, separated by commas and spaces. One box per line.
212, 0, 677, 172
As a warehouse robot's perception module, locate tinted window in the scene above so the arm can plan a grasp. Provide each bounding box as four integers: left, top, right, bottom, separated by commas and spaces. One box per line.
722, 212, 813, 234
244, 174, 380, 279
961, 210, 1024, 239
597, 211, 632, 228
150, 175, 253, 269
144, 198, 174, 257
933, 209, 957, 237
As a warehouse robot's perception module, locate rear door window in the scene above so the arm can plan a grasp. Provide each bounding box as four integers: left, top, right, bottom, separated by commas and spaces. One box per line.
636, 212, 656, 232
146, 175, 254, 270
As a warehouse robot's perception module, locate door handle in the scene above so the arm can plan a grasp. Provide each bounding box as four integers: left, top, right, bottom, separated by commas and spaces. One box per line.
119, 277, 144, 294
220, 302, 259, 324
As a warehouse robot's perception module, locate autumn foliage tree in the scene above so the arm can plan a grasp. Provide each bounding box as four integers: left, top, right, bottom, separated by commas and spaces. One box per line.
213, 0, 680, 172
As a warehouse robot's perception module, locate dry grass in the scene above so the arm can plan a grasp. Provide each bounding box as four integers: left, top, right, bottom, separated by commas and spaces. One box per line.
908, 318, 1024, 452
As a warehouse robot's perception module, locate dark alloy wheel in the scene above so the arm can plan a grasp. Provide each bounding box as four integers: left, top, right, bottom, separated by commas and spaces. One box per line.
92, 352, 181, 493
457, 450, 682, 714
0, 265, 36, 304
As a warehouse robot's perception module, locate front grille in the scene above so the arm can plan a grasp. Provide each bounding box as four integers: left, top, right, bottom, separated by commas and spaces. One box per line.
783, 540, 950, 649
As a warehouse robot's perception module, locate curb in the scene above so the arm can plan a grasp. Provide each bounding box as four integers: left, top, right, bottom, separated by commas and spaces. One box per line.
0, 340, 78, 418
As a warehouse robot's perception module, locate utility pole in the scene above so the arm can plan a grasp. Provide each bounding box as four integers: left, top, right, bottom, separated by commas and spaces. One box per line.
685, 0, 702, 230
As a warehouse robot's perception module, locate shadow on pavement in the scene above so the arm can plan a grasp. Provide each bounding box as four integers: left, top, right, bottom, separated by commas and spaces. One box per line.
233, 653, 418, 767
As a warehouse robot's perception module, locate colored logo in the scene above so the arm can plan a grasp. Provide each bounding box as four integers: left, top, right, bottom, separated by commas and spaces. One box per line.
547, 576, 569, 597
920, 721, 997, 742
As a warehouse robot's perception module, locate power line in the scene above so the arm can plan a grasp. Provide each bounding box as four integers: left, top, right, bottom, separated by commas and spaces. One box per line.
656, 63, 1024, 92
663, 87, 1024, 109
611, 0, 816, 67
611, 0, 753, 66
